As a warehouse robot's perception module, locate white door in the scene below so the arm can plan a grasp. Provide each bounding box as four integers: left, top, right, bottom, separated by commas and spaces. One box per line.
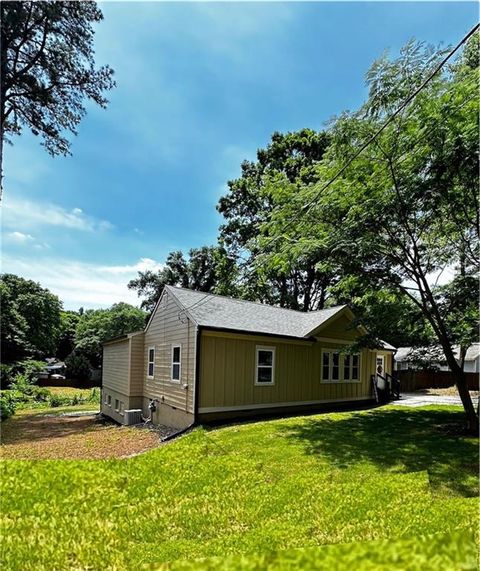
376, 354, 386, 389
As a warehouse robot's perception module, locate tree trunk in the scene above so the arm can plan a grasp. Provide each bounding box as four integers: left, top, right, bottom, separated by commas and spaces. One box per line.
438, 339, 478, 434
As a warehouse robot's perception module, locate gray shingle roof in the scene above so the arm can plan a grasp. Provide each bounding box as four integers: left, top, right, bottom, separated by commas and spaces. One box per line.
165, 286, 346, 339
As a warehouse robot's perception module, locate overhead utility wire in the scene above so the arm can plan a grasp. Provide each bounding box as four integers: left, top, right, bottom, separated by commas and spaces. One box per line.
177, 24, 479, 315
254, 23, 480, 252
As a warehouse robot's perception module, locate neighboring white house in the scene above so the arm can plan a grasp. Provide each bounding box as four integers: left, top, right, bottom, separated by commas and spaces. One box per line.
394, 343, 480, 373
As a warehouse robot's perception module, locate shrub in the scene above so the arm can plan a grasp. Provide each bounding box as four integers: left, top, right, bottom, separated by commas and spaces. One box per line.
0, 391, 17, 420
0, 364, 14, 389
88, 387, 101, 404
0, 360, 45, 389
65, 352, 91, 380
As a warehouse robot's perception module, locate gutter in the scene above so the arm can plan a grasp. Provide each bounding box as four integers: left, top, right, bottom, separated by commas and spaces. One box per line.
200, 325, 316, 344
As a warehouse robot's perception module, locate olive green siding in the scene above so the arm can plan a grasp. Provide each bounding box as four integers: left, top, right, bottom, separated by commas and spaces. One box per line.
198, 329, 393, 412
143, 289, 196, 415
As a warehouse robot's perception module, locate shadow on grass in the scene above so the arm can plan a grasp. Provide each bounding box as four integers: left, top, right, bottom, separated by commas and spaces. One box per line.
278, 407, 479, 497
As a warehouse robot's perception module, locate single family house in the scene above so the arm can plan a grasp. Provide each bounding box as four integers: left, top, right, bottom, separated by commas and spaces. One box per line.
101, 286, 395, 428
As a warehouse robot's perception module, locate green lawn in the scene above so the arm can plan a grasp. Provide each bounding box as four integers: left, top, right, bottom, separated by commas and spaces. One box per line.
1, 405, 478, 570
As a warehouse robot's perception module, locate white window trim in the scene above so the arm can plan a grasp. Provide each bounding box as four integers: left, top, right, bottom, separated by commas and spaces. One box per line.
171, 344, 181, 383
255, 345, 275, 386
147, 346, 155, 379
321, 350, 362, 383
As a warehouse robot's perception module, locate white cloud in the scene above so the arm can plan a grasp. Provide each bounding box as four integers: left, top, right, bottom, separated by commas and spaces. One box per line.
1, 255, 163, 310
6, 231, 34, 243
2, 196, 114, 233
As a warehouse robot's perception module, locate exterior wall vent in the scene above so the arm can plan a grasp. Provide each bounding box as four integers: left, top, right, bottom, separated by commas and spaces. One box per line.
124, 409, 143, 425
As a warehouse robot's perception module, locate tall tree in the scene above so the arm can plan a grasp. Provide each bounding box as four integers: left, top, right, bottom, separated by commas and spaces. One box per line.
0, 1, 115, 191
218, 129, 334, 310
128, 246, 238, 313
56, 310, 80, 360
0, 273, 62, 361
74, 303, 146, 368
260, 37, 479, 430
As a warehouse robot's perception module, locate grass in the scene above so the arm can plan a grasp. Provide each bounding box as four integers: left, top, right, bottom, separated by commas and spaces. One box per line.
156, 530, 478, 570
1, 405, 478, 570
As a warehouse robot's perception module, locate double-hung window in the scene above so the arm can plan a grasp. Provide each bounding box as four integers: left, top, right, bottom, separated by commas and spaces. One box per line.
171, 345, 181, 381
323, 350, 360, 382
147, 347, 155, 379
322, 350, 340, 382
343, 353, 360, 381
255, 346, 275, 385
351, 354, 360, 380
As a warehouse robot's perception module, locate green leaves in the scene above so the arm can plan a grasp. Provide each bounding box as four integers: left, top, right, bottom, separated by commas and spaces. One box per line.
1, 1, 115, 165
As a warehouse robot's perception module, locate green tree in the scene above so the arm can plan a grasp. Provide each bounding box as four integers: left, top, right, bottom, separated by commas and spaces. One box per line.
330, 278, 434, 349
218, 129, 334, 310
74, 303, 146, 367
260, 38, 479, 430
56, 310, 80, 360
0, 274, 62, 361
128, 246, 238, 313
0, 1, 115, 190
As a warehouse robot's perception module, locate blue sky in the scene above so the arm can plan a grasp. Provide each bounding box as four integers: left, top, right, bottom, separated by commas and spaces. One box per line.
2, 1, 477, 309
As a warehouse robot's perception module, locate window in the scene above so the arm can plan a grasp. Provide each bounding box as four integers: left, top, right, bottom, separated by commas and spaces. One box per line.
332, 352, 340, 381
322, 350, 360, 382
352, 354, 360, 380
115, 399, 119, 411
147, 347, 155, 378
119, 401, 124, 415
171, 345, 181, 381
344, 354, 351, 380
343, 353, 360, 381
107, 395, 111, 406
322, 351, 330, 381
255, 346, 275, 385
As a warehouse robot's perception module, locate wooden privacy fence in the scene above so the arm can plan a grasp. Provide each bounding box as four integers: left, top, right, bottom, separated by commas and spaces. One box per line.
398, 370, 479, 392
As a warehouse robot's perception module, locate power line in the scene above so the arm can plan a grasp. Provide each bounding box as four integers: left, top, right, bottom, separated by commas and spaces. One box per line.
178, 24, 479, 307
252, 23, 479, 255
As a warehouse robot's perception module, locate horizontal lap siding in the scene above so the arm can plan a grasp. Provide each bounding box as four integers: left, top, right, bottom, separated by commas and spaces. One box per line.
129, 334, 145, 396
199, 332, 381, 410
144, 291, 195, 414
102, 341, 130, 394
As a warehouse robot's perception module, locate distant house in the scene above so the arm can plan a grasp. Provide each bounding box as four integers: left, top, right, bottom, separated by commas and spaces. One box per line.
101, 286, 396, 428
394, 344, 480, 373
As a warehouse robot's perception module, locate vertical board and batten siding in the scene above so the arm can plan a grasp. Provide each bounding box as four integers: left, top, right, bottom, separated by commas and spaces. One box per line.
102, 340, 130, 394
143, 290, 196, 414
199, 316, 393, 413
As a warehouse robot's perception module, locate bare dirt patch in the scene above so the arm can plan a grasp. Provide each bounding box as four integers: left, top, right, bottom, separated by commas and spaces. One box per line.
415, 388, 479, 399
0, 411, 161, 460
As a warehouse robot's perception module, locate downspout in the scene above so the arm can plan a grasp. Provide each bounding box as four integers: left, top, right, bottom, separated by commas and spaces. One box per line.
193, 325, 202, 424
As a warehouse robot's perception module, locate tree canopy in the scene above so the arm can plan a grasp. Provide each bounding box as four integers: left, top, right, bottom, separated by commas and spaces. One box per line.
0, 273, 62, 361
0, 1, 115, 188
217, 129, 335, 310
255, 35, 479, 429
74, 303, 146, 367
128, 246, 237, 313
